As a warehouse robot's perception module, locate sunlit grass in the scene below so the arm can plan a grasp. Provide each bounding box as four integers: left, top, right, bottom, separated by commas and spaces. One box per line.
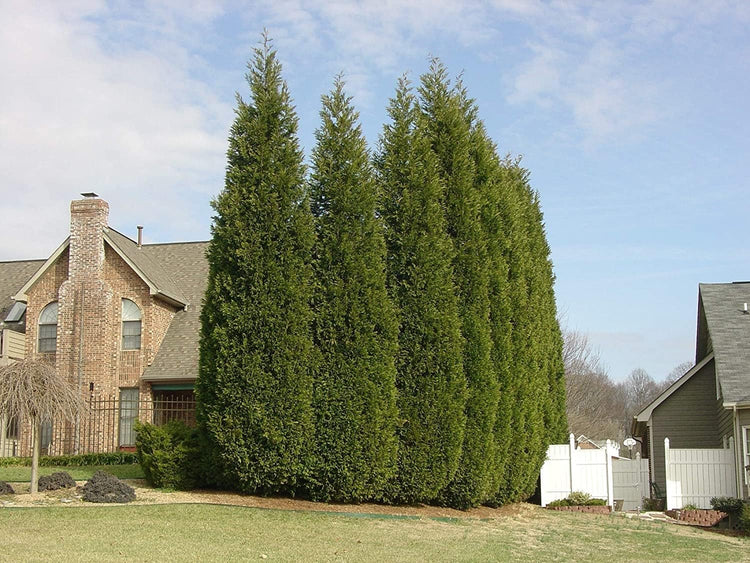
0, 504, 746, 562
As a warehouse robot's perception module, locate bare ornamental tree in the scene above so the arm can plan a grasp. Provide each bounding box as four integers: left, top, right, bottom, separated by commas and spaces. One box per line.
0, 359, 87, 493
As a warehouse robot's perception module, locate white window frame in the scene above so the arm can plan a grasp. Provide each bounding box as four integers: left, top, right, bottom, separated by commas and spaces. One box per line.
37, 301, 58, 353
121, 299, 142, 351
118, 388, 140, 447
743, 425, 750, 485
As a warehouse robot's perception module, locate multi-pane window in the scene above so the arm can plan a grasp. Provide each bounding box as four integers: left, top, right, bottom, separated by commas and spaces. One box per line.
119, 388, 139, 447
121, 299, 142, 350
38, 302, 58, 353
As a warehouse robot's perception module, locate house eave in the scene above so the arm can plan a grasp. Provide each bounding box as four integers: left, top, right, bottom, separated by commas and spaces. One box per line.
635, 353, 715, 423
12, 238, 70, 302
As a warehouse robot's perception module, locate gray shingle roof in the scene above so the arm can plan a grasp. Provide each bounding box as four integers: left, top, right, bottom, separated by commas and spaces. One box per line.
139, 241, 209, 381
105, 228, 189, 306
0, 260, 44, 320
699, 282, 750, 404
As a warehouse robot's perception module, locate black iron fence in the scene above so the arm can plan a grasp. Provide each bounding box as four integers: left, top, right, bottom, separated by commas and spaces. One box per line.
0, 393, 196, 458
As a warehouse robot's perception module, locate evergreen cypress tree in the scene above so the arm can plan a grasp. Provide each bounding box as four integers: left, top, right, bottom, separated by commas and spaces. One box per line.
376, 78, 466, 504
469, 123, 517, 504
196, 36, 315, 494
308, 77, 399, 502
419, 63, 497, 508
495, 162, 566, 502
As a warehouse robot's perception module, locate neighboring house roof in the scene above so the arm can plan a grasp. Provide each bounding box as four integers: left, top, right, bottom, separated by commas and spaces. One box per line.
139, 241, 209, 382
698, 282, 750, 405
0, 259, 45, 321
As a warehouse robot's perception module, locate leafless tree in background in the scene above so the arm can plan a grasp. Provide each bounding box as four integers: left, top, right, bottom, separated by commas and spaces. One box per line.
563, 330, 627, 441
665, 360, 693, 386
0, 359, 87, 492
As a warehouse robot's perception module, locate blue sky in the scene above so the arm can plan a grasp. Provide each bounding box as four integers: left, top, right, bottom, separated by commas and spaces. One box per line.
2, 1, 749, 382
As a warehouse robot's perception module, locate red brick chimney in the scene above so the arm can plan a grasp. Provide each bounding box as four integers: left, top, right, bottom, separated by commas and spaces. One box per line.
68, 194, 109, 282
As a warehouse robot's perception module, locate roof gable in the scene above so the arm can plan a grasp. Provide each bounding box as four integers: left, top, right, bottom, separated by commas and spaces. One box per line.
13, 230, 188, 308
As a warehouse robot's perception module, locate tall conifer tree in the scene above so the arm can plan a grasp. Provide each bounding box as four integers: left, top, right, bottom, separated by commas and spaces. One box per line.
308, 78, 399, 502
469, 123, 517, 504
419, 63, 497, 508
197, 36, 315, 493
376, 78, 466, 503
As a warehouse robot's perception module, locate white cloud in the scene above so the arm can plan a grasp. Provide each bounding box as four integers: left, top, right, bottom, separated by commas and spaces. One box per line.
0, 1, 231, 259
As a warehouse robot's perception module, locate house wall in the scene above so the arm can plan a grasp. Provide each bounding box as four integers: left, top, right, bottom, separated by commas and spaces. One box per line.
19, 197, 179, 455
0, 329, 25, 364
650, 358, 720, 495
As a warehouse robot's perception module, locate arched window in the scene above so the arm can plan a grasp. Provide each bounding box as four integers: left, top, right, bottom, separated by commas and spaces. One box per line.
38, 302, 58, 353
121, 299, 142, 350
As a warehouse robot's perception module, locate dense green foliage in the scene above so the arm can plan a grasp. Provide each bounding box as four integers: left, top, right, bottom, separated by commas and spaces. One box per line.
196, 41, 566, 507
197, 36, 315, 494
135, 421, 200, 490
376, 78, 466, 503
419, 63, 498, 509
308, 78, 399, 502
0, 452, 139, 467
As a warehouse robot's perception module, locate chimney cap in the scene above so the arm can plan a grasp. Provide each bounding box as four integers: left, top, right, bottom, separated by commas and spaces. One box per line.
80, 192, 99, 198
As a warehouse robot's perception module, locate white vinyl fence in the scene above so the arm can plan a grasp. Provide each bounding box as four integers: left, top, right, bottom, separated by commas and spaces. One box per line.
664, 437, 736, 510
541, 434, 646, 510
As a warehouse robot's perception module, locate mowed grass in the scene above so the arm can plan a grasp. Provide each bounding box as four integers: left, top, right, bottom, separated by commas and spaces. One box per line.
0, 504, 747, 562
0, 464, 144, 482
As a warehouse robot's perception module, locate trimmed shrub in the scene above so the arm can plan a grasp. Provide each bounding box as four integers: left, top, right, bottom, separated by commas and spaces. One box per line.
82, 471, 135, 503
0, 481, 14, 494
547, 492, 607, 507
0, 452, 138, 468
711, 496, 744, 514
740, 502, 750, 534
38, 471, 76, 491
135, 421, 199, 490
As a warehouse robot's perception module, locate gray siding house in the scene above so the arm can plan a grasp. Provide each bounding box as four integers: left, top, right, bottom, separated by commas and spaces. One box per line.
632, 282, 750, 501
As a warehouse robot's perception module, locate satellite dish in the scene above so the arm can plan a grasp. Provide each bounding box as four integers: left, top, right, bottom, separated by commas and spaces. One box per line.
623, 437, 637, 448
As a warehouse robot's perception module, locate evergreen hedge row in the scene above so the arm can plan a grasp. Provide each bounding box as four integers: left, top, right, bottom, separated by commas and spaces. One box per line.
196, 38, 567, 509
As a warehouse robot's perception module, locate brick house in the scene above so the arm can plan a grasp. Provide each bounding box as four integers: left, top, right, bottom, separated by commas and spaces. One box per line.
0, 194, 207, 455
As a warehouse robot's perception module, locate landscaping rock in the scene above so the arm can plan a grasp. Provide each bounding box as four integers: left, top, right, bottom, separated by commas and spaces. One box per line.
0, 481, 15, 495
38, 471, 77, 491
82, 471, 135, 503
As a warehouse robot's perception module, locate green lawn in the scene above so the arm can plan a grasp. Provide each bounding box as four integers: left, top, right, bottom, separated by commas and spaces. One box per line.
0, 464, 144, 482
0, 504, 746, 561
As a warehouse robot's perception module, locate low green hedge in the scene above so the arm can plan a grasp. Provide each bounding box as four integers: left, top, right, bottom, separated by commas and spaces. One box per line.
547, 491, 608, 508
0, 452, 139, 468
